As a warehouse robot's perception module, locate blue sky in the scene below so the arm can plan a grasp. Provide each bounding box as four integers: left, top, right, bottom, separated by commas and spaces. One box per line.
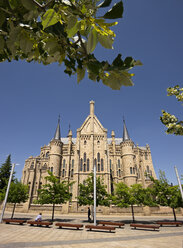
0, 0, 183, 184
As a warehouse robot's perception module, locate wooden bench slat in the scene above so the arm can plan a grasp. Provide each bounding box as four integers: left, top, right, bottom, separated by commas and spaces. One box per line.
98, 221, 125, 228
27, 221, 53, 227
85, 225, 115, 232
156, 221, 182, 226
130, 223, 160, 230
3, 219, 27, 225
55, 223, 83, 230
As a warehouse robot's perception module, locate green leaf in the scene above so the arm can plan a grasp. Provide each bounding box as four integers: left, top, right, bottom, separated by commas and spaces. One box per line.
103, 1, 123, 19
21, 0, 36, 10
41, 9, 60, 30
86, 28, 98, 54
66, 16, 79, 38
0, 11, 5, 27
98, 0, 112, 8
98, 34, 113, 49
19, 34, 33, 54
0, 37, 5, 51
103, 71, 133, 90
77, 67, 85, 83
8, 0, 19, 9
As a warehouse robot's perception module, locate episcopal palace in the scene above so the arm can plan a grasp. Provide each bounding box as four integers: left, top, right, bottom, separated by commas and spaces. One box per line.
21, 100, 156, 212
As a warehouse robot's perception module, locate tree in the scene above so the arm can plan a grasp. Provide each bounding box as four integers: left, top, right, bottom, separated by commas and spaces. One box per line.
150, 171, 183, 221
0, 155, 14, 192
36, 171, 73, 221
0, 0, 142, 90
78, 174, 110, 211
160, 85, 183, 135
4, 180, 29, 218
112, 182, 155, 222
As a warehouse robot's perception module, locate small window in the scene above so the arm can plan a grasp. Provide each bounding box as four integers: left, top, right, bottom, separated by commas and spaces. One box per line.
63, 159, 66, 168
133, 167, 135, 174
87, 159, 90, 171
71, 169, 74, 178
97, 153, 100, 162
83, 163, 86, 172
118, 159, 120, 168
147, 165, 150, 173
84, 153, 86, 162
51, 167, 53, 173
110, 160, 112, 169
46, 152, 49, 157
84, 140, 87, 145
62, 169, 65, 177
101, 159, 104, 171
130, 167, 133, 174
119, 169, 121, 177
97, 140, 100, 145
80, 159, 83, 171
98, 163, 100, 172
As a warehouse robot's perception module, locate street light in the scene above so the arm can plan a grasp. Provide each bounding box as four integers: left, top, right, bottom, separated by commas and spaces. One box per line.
174, 166, 183, 202
0, 163, 18, 223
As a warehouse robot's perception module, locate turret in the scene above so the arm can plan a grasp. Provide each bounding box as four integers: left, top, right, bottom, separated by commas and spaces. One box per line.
121, 119, 137, 186
49, 117, 62, 177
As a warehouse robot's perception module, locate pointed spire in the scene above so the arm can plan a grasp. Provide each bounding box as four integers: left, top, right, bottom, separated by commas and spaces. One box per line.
123, 118, 130, 141
54, 115, 61, 140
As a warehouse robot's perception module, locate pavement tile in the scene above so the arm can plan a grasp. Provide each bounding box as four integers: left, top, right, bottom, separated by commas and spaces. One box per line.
0, 212, 183, 248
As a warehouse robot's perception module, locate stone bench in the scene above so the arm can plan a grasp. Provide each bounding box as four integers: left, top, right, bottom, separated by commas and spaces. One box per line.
98, 221, 125, 228
55, 223, 83, 230
3, 219, 27, 225
156, 221, 182, 227
85, 225, 115, 232
27, 221, 53, 227
130, 223, 160, 231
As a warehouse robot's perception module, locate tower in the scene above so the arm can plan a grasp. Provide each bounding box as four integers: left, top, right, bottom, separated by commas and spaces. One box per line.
49, 117, 62, 177
121, 119, 137, 186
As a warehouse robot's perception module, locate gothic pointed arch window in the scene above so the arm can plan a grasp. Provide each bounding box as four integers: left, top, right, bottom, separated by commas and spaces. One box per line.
71, 169, 74, 178
109, 159, 112, 170
118, 159, 120, 168
87, 159, 90, 171
80, 158, 83, 171
98, 163, 100, 172
101, 159, 104, 171
63, 159, 66, 168
97, 152, 100, 162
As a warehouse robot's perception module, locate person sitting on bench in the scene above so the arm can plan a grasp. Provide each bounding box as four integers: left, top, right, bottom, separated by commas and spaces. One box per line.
35, 213, 42, 222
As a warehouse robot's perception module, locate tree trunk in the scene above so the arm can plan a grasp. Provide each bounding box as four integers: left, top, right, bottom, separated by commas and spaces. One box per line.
172, 208, 177, 221
131, 205, 135, 223
52, 203, 55, 221
11, 203, 16, 219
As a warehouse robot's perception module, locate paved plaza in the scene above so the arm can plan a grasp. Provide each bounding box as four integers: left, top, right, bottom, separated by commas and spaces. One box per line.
0, 212, 183, 248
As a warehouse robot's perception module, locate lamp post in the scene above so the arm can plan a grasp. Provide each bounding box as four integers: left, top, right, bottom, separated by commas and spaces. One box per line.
174, 166, 183, 202
0, 163, 15, 223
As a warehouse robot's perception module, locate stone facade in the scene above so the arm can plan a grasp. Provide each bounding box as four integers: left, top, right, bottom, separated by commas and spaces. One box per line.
21, 100, 156, 212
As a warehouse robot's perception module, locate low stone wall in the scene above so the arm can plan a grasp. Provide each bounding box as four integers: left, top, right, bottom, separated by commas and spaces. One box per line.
1, 202, 183, 216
